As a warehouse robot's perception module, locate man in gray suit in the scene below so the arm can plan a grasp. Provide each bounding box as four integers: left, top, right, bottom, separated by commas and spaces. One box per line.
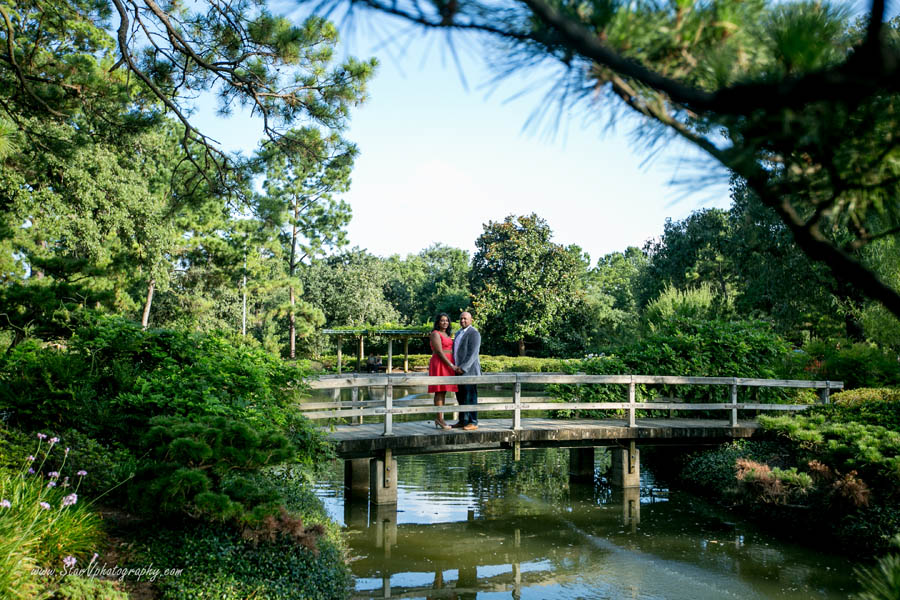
451, 311, 481, 430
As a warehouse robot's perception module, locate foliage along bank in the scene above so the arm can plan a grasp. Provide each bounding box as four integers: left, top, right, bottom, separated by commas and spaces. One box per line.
667, 388, 900, 556
0, 316, 350, 599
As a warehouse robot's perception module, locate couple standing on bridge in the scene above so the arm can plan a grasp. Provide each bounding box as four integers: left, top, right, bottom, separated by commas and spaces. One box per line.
428, 312, 481, 431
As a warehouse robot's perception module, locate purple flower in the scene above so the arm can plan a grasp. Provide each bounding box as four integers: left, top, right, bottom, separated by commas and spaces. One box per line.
65, 447, 70, 455
39, 502, 50, 510
27, 468, 34, 474
48, 472, 59, 479
63, 556, 76, 568
49, 437, 59, 445
46, 481, 56, 488
0, 499, 10, 508
62, 493, 78, 507
77, 470, 87, 477
37, 433, 47, 440
27, 456, 35, 462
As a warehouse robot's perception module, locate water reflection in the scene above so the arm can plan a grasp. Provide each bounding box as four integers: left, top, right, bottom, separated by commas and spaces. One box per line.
315, 448, 857, 599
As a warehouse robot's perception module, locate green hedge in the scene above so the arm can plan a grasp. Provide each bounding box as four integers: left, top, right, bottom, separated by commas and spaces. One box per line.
549, 317, 800, 410
833, 388, 900, 406
788, 340, 900, 389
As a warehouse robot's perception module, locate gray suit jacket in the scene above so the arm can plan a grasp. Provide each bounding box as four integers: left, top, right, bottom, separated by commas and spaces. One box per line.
453, 327, 482, 376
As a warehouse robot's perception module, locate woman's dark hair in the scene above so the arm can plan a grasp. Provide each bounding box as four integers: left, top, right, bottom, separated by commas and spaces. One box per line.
432, 313, 453, 336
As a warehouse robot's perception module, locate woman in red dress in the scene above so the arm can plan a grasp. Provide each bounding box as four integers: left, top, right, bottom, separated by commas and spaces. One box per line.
428, 313, 457, 430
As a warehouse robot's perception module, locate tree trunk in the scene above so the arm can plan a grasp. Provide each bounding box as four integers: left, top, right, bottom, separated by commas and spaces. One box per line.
141, 278, 155, 329
517, 339, 526, 356
242, 269, 247, 337
288, 200, 299, 359
289, 284, 296, 359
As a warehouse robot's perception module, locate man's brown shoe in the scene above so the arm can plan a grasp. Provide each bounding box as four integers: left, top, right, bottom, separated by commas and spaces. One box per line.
462, 424, 478, 431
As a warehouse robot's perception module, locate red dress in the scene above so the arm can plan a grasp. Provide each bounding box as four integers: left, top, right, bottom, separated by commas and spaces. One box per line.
428, 332, 458, 393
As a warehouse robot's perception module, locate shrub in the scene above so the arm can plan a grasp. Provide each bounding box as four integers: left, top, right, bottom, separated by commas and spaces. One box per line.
128, 415, 324, 544
0, 317, 315, 452
54, 576, 129, 600
678, 440, 794, 496
137, 470, 351, 600
735, 458, 813, 504
853, 534, 900, 600
829, 388, 900, 431
1, 428, 137, 501
760, 413, 900, 484
790, 340, 900, 389
549, 317, 798, 414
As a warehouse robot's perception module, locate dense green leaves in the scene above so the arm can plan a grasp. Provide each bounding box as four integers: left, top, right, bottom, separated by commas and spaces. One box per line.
471, 214, 586, 355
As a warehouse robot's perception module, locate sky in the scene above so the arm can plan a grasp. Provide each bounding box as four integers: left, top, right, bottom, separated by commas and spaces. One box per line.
195, 8, 739, 265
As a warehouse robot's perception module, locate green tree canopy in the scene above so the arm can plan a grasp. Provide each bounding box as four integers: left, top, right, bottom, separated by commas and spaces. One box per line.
470, 214, 584, 355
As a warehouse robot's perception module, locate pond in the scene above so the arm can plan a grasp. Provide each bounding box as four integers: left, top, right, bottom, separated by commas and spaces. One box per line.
314, 448, 859, 599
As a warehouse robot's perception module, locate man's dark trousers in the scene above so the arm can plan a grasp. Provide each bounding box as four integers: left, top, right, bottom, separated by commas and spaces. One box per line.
457, 384, 478, 426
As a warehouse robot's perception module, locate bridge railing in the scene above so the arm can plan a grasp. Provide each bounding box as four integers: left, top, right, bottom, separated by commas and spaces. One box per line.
301, 373, 843, 435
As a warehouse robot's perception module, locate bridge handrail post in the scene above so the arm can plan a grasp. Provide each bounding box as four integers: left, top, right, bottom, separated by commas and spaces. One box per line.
628, 376, 636, 427
512, 375, 521, 431
820, 381, 831, 404
383, 380, 393, 436
730, 378, 738, 427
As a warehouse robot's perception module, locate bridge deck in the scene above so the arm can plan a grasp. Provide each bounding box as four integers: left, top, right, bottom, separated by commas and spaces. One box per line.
324, 418, 762, 458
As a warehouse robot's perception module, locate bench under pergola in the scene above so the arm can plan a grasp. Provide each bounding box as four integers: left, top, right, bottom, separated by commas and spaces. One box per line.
322, 328, 431, 373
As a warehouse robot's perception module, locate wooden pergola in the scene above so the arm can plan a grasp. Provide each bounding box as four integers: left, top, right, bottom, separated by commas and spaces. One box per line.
322, 328, 430, 373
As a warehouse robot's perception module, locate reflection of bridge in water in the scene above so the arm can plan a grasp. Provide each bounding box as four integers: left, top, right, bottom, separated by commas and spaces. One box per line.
340, 484, 838, 600
346, 488, 646, 600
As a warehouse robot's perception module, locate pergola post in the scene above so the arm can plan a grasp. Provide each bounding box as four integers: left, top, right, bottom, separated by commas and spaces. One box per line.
387, 338, 393, 373
357, 335, 364, 373
336, 335, 343, 374
403, 337, 409, 372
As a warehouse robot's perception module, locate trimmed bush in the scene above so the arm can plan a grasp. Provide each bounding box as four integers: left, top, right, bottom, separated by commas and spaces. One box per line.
549, 317, 799, 414
129, 416, 309, 532
137, 469, 351, 600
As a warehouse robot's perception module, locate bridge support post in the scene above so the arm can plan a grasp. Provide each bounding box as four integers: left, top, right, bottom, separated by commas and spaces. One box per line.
344, 458, 370, 499
370, 449, 397, 505
343, 497, 368, 529
611, 442, 640, 488
371, 502, 397, 559
569, 447, 594, 483
612, 487, 641, 530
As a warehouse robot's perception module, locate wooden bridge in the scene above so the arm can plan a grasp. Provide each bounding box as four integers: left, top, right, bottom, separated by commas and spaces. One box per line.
303, 373, 842, 505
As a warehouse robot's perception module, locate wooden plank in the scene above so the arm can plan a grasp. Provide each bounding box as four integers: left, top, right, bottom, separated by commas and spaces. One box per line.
301, 401, 815, 418
306, 373, 844, 390
302, 408, 385, 419
516, 374, 634, 384
736, 378, 830, 388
